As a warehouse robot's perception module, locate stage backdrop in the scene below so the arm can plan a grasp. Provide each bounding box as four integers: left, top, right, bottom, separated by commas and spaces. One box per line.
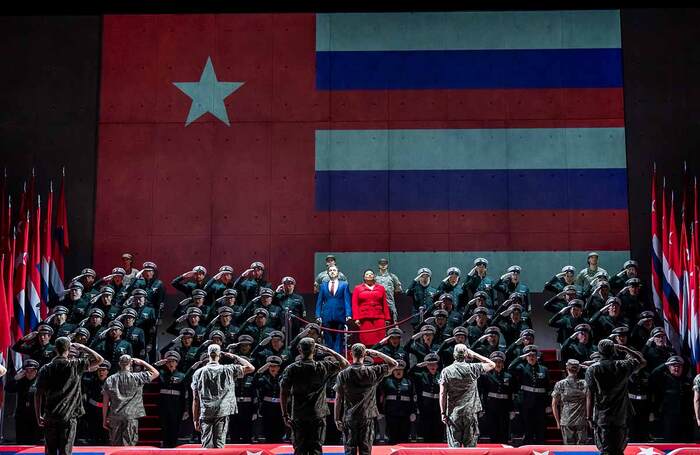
94, 11, 630, 292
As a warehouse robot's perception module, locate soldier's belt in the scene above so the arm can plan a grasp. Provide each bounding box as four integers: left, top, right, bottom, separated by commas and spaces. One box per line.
628, 393, 648, 401
421, 391, 439, 399
237, 397, 253, 403
520, 385, 546, 394
487, 392, 510, 400
326, 398, 336, 404
88, 398, 104, 408
385, 394, 411, 402
160, 389, 181, 396
263, 396, 281, 403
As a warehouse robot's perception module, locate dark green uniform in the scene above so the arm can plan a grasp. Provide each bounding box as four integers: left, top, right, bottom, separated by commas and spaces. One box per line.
406, 280, 437, 328
80, 373, 108, 444
494, 280, 530, 313
404, 340, 438, 368
478, 369, 515, 443
93, 339, 133, 374
228, 373, 257, 443
590, 312, 629, 343
12, 339, 56, 367
5, 374, 40, 444
158, 367, 188, 447
130, 277, 166, 308
461, 274, 496, 309
373, 342, 409, 364
166, 320, 207, 346
435, 280, 463, 306
548, 312, 588, 344
641, 343, 676, 372
255, 373, 285, 442
51, 321, 77, 342
493, 315, 531, 346
628, 370, 651, 442
467, 323, 489, 346
68, 297, 91, 324
412, 370, 442, 442
124, 326, 146, 359
170, 276, 206, 298
561, 338, 595, 363
274, 292, 306, 337
649, 365, 694, 442
239, 323, 275, 347
204, 279, 235, 302
379, 376, 416, 443
235, 278, 272, 306
508, 357, 549, 444
92, 302, 121, 322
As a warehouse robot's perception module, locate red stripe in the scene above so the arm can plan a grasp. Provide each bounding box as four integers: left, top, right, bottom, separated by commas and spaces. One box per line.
328, 88, 624, 126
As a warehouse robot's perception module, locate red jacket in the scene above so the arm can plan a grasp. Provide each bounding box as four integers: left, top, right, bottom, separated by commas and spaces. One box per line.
351, 283, 390, 320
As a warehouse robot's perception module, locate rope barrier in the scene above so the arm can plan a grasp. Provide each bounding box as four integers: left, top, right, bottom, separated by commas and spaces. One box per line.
290, 313, 414, 334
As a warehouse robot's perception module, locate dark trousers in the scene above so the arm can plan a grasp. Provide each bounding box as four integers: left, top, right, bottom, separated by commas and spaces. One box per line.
418, 410, 443, 442
660, 414, 693, 443
594, 424, 628, 455
324, 321, 345, 354
263, 407, 286, 443
292, 417, 326, 455
16, 414, 40, 445
629, 402, 650, 442
386, 415, 411, 444
229, 407, 254, 443
522, 405, 546, 444
484, 409, 510, 443
44, 418, 77, 455
159, 402, 183, 447
343, 418, 374, 455
325, 412, 342, 444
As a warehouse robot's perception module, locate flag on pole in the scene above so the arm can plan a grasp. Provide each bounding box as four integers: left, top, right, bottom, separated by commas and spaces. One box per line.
651, 165, 664, 317
690, 177, 700, 373
0, 254, 11, 354
27, 196, 42, 329
680, 197, 690, 347
0, 169, 8, 254
50, 169, 68, 303
13, 211, 29, 337
663, 191, 682, 350
6, 227, 14, 340
42, 182, 53, 311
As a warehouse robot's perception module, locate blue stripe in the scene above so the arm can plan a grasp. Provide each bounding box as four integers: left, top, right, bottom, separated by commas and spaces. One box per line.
316, 48, 622, 90
315, 169, 627, 211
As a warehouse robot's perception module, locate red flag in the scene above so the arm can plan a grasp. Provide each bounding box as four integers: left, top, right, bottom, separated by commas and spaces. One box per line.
42, 182, 53, 309
6, 227, 14, 336
0, 169, 7, 254
680, 197, 690, 346
690, 177, 700, 372
667, 191, 683, 350
651, 165, 663, 316
0, 254, 11, 353
50, 169, 68, 302
13, 211, 29, 337
27, 196, 43, 328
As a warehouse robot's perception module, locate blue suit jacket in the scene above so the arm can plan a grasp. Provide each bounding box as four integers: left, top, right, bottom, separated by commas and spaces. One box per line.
316, 280, 352, 322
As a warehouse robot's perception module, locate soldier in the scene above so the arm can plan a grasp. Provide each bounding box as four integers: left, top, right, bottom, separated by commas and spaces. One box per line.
494, 266, 530, 314
314, 254, 348, 294
102, 355, 159, 446
552, 359, 588, 444
549, 299, 587, 344
404, 325, 438, 368
128, 261, 166, 308
279, 337, 349, 455
80, 360, 111, 445
478, 351, 514, 444
590, 297, 629, 342
378, 360, 416, 443
191, 344, 255, 448
508, 345, 550, 444
234, 261, 272, 306
206, 306, 237, 346
252, 330, 289, 368
492, 303, 531, 346
117, 308, 146, 359
466, 307, 490, 346
372, 327, 408, 363
462, 257, 497, 309
462, 290, 490, 316
273, 276, 306, 338
203, 265, 235, 301
93, 320, 133, 374
65, 281, 90, 323
228, 334, 256, 359
5, 359, 40, 444
585, 339, 645, 455
694, 372, 700, 429
436, 267, 463, 305
121, 252, 140, 287
609, 260, 640, 295
81, 307, 105, 341
439, 294, 466, 335
437, 326, 469, 366
406, 267, 437, 330
425, 309, 450, 345
227, 353, 257, 444
642, 327, 676, 372
12, 323, 55, 366
154, 351, 188, 448
45, 305, 76, 342
471, 326, 504, 358
254, 355, 285, 442
543, 284, 578, 314
544, 265, 581, 296
90, 286, 120, 322
239, 307, 275, 346
334, 344, 398, 455
504, 329, 535, 364
649, 356, 694, 442
630, 311, 656, 350
168, 306, 207, 346
617, 277, 651, 320
561, 324, 595, 363
438, 344, 495, 447
375, 257, 403, 323
70, 327, 91, 347
171, 265, 208, 298
584, 279, 612, 317
160, 328, 199, 373
215, 288, 245, 324
70, 267, 99, 302
411, 353, 442, 443
34, 338, 104, 455
195, 331, 227, 360
249, 287, 284, 330
628, 366, 652, 442
575, 252, 608, 289
125, 288, 157, 353
101, 267, 129, 305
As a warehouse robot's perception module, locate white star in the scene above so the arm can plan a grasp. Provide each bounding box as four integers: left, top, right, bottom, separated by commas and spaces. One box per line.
173, 56, 244, 126
532, 451, 549, 455
246, 451, 263, 455
637, 448, 657, 455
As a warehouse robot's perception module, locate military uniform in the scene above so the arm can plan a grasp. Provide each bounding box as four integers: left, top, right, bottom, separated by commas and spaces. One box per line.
93, 336, 133, 374
628, 369, 651, 442
462, 268, 497, 310
379, 364, 416, 444
255, 358, 285, 443
158, 352, 188, 448
375, 264, 403, 322
649, 358, 694, 442
406, 270, 437, 329
642, 329, 676, 372
439, 360, 486, 447
129, 262, 166, 307
404, 333, 439, 368
234, 268, 272, 306
552, 372, 588, 444
494, 266, 531, 313
12, 325, 56, 367
228, 371, 257, 443
5, 360, 40, 444
103, 368, 152, 445
436, 277, 464, 307
373, 337, 409, 364
171, 265, 208, 297
274, 288, 306, 337
80, 362, 110, 445
239, 309, 276, 346
411, 355, 442, 443
492, 305, 531, 346
478, 352, 514, 444
508, 346, 550, 445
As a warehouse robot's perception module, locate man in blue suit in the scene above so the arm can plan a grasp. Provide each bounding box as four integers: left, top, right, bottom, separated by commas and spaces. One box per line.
316, 266, 353, 353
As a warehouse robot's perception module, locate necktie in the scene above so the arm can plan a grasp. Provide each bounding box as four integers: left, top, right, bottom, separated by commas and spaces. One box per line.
330, 281, 336, 296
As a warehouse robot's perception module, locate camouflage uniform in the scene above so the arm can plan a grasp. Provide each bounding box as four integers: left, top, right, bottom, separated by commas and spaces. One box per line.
438, 361, 486, 447
552, 376, 588, 444
103, 369, 152, 446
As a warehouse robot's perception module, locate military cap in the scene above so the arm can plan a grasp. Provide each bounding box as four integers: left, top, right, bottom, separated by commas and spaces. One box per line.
598, 280, 610, 288
611, 326, 629, 337
665, 355, 684, 366
37, 324, 54, 335
424, 353, 440, 363
508, 303, 523, 312
97, 360, 111, 370
566, 359, 581, 368
131, 288, 147, 297
250, 261, 265, 270
259, 288, 274, 297
474, 257, 489, 266
81, 268, 97, 277
446, 267, 461, 275
626, 277, 641, 286
282, 276, 296, 284
651, 327, 667, 338
473, 307, 489, 316
270, 330, 285, 340
590, 352, 602, 361
193, 265, 207, 274
142, 261, 157, 271
568, 299, 584, 309
474, 291, 488, 299
219, 265, 234, 273
89, 308, 105, 318
588, 252, 599, 258
564, 285, 577, 293
68, 281, 84, 290
100, 286, 115, 295
305, 323, 321, 332
266, 355, 283, 365
52, 305, 69, 316
107, 321, 124, 332
417, 267, 432, 277
395, 359, 407, 369
523, 345, 539, 354
638, 311, 655, 320
507, 265, 522, 273
121, 253, 134, 260
112, 267, 126, 276
121, 308, 138, 319
254, 308, 269, 318
164, 351, 181, 362
421, 325, 436, 335
192, 289, 207, 299
209, 330, 225, 340
509, 292, 523, 301
387, 327, 403, 337
22, 359, 40, 370
574, 323, 591, 333
186, 307, 203, 317
520, 328, 535, 338
433, 309, 448, 318
623, 260, 639, 269
73, 327, 90, 338
222, 288, 238, 297
325, 254, 336, 261
484, 326, 501, 336
606, 297, 622, 306
217, 306, 233, 315
490, 351, 506, 361
237, 334, 254, 344
453, 326, 468, 337
179, 328, 195, 337
438, 293, 453, 302
561, 265, 576, 274
378, 258, 389, 265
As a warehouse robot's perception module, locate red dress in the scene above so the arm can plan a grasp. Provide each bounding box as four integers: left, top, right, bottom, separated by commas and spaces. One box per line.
351, 283, 390, 346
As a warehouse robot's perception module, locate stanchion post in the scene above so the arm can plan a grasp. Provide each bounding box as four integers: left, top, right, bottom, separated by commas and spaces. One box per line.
344, 324, 349, 358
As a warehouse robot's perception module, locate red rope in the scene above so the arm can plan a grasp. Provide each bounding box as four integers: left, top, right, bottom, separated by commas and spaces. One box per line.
290, 313, 414, 334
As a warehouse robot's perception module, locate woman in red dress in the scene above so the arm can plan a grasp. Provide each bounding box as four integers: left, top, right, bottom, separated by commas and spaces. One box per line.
352, 269, 391, 346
